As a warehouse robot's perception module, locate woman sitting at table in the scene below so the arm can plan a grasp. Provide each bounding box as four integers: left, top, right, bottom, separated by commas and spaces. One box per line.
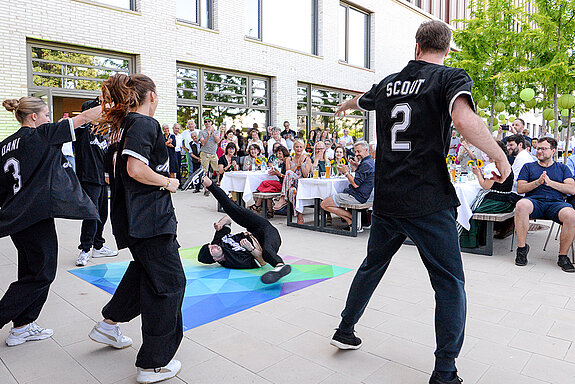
456, 138, 481, 173
273, 139, 312, 225
311, 141, 327, 174
251, 145, 290, 218
459, 141, 515, 248
247, 128, 264, 153
330, 145, 348, 176
243, 144, 263, 171
218, 142, 239, 182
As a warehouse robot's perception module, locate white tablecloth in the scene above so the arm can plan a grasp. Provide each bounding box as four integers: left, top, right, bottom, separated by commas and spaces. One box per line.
220, 171, 277, 203
454, 179, 483, 230
295, 177, 350, 213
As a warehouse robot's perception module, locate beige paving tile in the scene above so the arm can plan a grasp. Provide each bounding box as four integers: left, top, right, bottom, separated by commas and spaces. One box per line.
0, 360, 17, 384
521, 290, 571, 309
111, 376, 185, 384
465, 318, 519, 345
368, 335, 435, 373
184, 321, 243, 348
280, 307, 340, 338
565, 344, 575, 364
280, 331, 387, 381
547, 320, 575, 343
363, 361, 429, 384
352, 324, 393, 355
467, 303, 508, 323
522, 354, 575, 384
463, 340, 531, 372
499, 311, 555, 335
172, 337, 217, 369
207, 332, 291, 372
64, 339, 138, 383
375, 316, 435, 348
223, 311, 305, 345
453, 357, 490, 384
536, 305, 575, 323
177, 355, 271, 384
509, 330, 571, 360
476, 367, 551, 384
258, 355, 334, 384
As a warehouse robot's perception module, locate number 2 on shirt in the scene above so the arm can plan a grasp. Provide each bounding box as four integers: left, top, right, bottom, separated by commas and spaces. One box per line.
3, 158, 22, 194
391, 103, 412, 151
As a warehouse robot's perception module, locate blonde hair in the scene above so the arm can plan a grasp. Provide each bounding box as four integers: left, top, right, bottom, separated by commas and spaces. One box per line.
3, 97, 47, 124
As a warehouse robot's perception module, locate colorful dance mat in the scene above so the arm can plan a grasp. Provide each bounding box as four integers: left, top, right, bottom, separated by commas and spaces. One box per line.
69, 247, 351, 331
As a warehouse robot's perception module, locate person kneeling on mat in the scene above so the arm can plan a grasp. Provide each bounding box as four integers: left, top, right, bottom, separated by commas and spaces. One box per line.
199, 175, 291, 284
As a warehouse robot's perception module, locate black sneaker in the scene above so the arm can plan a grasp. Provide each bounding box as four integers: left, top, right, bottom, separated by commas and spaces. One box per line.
429, 371, 463, 384
261, 264, 291, 284
557, 255, 575, 273
330, 329, 362, 350
515, 244, 529, 266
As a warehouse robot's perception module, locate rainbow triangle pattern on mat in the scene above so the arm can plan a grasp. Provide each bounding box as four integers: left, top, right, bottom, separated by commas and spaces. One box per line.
68, 247, 351, 331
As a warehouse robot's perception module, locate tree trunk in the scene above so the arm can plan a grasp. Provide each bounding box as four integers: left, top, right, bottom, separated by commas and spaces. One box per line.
566, 109, 573, 164
554, 84, 559, 140
489, 81, 497, 131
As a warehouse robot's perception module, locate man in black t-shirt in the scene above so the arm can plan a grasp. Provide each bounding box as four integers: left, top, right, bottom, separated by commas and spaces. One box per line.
329, 21, 510, 384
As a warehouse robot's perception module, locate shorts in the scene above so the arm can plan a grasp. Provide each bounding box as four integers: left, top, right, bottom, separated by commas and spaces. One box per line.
333, 193, 362, 207
527, 198, 572, 223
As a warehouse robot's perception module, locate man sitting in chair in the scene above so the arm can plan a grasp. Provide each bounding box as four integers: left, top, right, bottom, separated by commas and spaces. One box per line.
515, 137, 575, 272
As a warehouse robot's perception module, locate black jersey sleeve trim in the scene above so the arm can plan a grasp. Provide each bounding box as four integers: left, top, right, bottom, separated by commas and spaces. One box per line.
122, 149, 149, 165
449, 91, 473, 117
356, 93, 369, 113
67, 119, 76, 141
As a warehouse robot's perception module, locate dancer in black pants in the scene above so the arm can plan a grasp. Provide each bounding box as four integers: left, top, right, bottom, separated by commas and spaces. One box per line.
200, 176, 292, 284
0, 96, 100, 347
89, 73, 185, 384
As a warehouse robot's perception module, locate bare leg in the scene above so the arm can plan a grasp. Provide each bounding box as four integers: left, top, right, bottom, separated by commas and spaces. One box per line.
321, 197, 352, 225
514, 199, 533, 247
558, 207, 575, 255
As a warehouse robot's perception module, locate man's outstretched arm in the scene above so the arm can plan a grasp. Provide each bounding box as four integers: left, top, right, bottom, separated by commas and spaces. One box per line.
451, 97, 511, 182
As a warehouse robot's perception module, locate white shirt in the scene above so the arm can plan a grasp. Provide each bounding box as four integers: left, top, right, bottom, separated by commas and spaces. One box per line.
267, 137, 287, 155
61, 142, 74, 157
512, 149, 536, 194
325, 148, 335, 161
181, 129, 193, 151
174, 133, 183, 152
340, 135, 354, 149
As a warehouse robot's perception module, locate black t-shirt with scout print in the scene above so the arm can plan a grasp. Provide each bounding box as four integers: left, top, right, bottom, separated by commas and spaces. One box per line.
0, 120, 98, 237
358, 60, 474, 218
110, 112, 177, 249
73, 123, 108, 185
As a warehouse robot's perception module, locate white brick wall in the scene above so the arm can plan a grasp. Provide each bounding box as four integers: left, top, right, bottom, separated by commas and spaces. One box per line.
0, 0, 442, 140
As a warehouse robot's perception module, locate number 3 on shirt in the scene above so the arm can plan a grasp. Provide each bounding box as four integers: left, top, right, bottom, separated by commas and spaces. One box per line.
391, 103, 412, 151
3, 158, 22, 194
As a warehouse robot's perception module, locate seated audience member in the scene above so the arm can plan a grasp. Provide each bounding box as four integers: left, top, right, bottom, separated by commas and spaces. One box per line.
459, 141, 515, 248
247, 128, 264, 153
266, 127, 287, 157
217, 142, 239, 179
324, 139, 335, 161
320, 141, 375, 229
243, 144, 263, 171
456, 138, 480, 173
251, 145, 290, 218
198, 177, 291, 284
273, 139, 312, 225
514, 137, 575, 272
311, 141, 327, 173
530, 138, 538, 156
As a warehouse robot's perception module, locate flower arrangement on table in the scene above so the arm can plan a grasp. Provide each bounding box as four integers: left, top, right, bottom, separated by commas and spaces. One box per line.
466, 159, 484, 168
445, 155, 457, 165
254, 156, 268, 167
329, 158, 347, 176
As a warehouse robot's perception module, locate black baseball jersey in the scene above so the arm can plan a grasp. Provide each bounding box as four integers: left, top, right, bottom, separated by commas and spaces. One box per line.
0, 120, 99, 237
73, 123, 108, 185
110, 112, 177, 249
358, 60, 474, 217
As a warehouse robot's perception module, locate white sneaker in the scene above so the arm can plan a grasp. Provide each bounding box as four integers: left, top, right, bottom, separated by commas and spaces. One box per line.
6, 322, 54, 346
136, 359, 182, 383
76, 250, 90, 266
88, 321, 132, 349
92, 245, 119, 258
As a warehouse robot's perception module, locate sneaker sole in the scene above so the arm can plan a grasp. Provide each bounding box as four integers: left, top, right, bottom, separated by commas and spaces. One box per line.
136, 366, 182, 384
261, 265, 291, 284
6, 333, 53, 346
89, 330, 132, 349
91, 253, 119, 258
330, 339, 362, 350
75, 261, 89, 267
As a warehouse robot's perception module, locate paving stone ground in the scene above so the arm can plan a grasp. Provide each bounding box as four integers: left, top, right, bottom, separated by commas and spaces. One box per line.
1, 191, 574, 383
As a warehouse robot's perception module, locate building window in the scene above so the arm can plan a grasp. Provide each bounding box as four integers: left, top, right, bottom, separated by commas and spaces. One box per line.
177, 0, 212, 28
339, 3, 370, 68
91, 0, 134, 10
245, 0, 318, 55
177, 64, 270, 131
28, 44, 132, 91
297, 83, 368, 141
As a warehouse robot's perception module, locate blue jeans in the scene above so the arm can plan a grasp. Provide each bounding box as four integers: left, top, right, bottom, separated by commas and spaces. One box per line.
339, 208, 466, 372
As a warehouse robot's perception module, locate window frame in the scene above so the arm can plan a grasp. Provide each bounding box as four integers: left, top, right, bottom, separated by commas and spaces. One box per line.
339, 2, 371, 69
246, 0, 318, 55
176, 0, 213, 29
26, 41, 134, 97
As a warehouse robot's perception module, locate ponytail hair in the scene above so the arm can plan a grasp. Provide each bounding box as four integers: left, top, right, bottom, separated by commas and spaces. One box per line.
98, 73, 156, 139
3, 96, 47, 124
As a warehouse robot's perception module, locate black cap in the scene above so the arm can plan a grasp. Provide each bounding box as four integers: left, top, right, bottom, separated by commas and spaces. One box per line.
197, 244, 215, 264
82, 97, 100, 111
